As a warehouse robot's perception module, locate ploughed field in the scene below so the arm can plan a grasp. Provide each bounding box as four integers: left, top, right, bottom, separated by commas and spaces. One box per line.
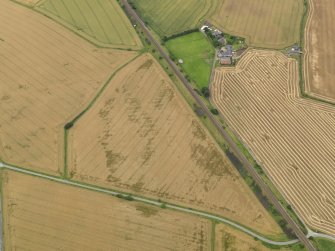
2, 170, 211, 251
68, 53, 283, 237
212, 49, 335, 236
0, 0, 137, 174
36, 0, 142, 49
210, 0, 304, 48
304, 0, 335, 102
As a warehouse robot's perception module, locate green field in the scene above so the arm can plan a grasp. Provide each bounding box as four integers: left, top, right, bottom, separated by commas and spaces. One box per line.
312, 238, 335, 251
166, 32, 214, 89
37, 0, 142, 49
130, 0, 219, 37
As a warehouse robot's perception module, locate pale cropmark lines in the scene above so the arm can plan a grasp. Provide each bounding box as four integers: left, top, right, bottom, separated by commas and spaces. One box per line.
0, 0, 137, 174
67, 53, 284, 237
211, 49, 335, 236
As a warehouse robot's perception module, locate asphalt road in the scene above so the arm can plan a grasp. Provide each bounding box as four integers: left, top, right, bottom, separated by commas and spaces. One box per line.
120, 1, 317, 250
0, 162, 299, 246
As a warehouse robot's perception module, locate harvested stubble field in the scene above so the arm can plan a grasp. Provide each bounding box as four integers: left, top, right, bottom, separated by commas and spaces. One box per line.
2, 171, 211, 250
0, 0, 137, 174
304, 0, 335, 102
68, 53, 283, 237
129, 0, 219, 37
210, 0, 304, 49
37, 0, 142, 49
212, 49, 335, 237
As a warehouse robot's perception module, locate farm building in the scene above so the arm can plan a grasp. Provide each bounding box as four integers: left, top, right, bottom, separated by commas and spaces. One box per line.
220, 57, 232, 65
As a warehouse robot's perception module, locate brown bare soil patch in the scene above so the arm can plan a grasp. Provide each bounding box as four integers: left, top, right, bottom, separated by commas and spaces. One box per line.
304, 0, 335, 102
68, 53, 283, 236
2, 170, 211, 250
212, 49, 335, 236
0, 0, 136, 174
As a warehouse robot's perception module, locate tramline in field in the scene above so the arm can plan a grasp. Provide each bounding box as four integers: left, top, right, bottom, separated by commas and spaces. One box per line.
212, 49, 335, 237
0, 0, 137, 174
67, 53, 283, 237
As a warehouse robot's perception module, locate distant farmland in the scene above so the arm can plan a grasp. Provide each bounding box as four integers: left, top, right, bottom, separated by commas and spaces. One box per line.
212, 49, 335, 236
2, 171, 211, 250
37, 0, 142, 49
210, 0, 304, 48
68, 53, 283, 237
304, 0, 335, 102
130, 0, 219, 37
0, 0, 137, 174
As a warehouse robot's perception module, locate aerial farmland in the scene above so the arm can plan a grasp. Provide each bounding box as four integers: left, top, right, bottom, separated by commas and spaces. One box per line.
67, 53, 282, 237
212, 49, 335, 236
304, 0, 335, 102
0, 0, 137, 175
1, 0, 335, 250
2, 171, 212, 251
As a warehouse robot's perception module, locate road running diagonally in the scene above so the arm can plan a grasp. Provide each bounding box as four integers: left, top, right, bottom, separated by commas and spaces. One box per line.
0, 161, 298, 246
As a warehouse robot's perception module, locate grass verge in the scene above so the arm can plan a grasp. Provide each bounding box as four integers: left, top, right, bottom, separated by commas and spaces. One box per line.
311, 237, 335, 251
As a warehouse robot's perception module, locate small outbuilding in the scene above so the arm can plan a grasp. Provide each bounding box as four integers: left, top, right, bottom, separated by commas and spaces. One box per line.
220, 57, 232, 65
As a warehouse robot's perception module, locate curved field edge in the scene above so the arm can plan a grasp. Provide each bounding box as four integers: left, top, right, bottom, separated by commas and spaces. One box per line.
0, 162, 301, 246
1, 170, 212, 250
64, 53, 286, 238
30, 0, 142, 50
211, 49, 335, 237
0, 0, 139, 175
62, 53, 143, 178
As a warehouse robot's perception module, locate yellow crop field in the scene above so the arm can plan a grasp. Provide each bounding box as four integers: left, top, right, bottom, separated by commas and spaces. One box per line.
215, 224, 291, 251
210, 0, 304, 48
37, 0, 142, 49
68, 53, 283, 237
2, 170, 211, 250
304, 0, 335, 102
212, 49, 335, 236
0, 0, 137, 175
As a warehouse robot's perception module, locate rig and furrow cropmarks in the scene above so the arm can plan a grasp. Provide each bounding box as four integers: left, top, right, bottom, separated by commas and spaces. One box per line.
0, 0, 137, 174
68, 53, 283, 236
212, 49, 335, 236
